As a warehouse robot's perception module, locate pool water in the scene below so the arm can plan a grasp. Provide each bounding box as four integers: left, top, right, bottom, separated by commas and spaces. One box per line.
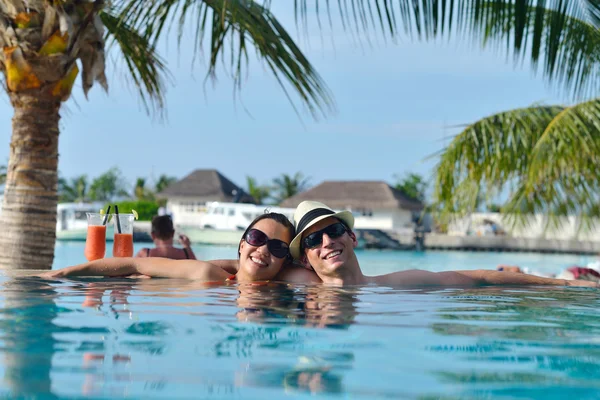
2, 243, 598, 398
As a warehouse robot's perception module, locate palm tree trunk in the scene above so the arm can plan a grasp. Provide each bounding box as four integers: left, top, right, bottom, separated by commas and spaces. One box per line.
0, 91, 61, 269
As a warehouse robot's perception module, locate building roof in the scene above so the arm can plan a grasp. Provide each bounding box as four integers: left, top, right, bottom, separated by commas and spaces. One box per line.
158, 169, 255, 203
279, 181, 423, 210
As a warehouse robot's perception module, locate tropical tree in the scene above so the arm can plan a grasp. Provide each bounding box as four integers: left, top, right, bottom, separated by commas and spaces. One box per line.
394, 173, 427, 203
155, 175, 177, 194
432, 100, 600, 231
272, 172, 310, 204
58, 174, 89, 203
134, 177, 156, 201
0, 1, 333, 269
246, 176, 271, 205
88, 167, 129, 203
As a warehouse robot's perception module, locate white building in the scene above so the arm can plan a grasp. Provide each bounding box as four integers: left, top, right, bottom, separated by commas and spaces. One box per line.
280, 181, 424, 232
157, 169, 255, 226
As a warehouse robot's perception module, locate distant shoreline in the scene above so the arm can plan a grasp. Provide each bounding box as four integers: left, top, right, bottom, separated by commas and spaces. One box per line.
392, 233, 600, 255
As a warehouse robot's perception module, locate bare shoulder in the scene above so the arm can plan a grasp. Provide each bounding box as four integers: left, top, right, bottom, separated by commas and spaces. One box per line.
208, 259, 239, 275
275, 267, 321, 283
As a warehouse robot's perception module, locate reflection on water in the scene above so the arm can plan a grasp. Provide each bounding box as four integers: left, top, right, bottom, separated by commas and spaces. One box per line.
0, 277, 598, 398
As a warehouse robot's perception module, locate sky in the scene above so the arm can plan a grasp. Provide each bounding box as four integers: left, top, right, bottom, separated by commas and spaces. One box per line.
0, 3, 569, 193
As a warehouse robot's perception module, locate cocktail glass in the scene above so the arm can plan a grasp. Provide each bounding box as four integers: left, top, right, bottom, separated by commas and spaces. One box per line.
113, 214, 135, 257
84, 213, 107, 261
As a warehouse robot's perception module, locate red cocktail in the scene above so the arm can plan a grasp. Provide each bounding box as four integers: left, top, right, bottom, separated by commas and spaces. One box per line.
84, 213, 107, 261
113, 233, 134, 257
113, 213, 135, 257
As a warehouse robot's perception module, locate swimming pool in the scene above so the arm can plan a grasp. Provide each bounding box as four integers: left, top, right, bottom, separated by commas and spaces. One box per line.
3, 243, 597, 398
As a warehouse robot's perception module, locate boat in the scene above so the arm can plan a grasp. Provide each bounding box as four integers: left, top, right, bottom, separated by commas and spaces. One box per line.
56, 202, 114, 241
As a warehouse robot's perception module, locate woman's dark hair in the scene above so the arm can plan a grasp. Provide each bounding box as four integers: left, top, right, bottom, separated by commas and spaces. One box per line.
151, 215, 175, 240
238, 212, 295, 259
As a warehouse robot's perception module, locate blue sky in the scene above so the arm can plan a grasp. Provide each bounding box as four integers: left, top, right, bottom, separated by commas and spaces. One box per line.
0, 4, 568, 193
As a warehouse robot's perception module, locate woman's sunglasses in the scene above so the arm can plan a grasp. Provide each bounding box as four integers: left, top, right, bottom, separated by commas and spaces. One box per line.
244, 229, 290, 259
302, 222, 347, 250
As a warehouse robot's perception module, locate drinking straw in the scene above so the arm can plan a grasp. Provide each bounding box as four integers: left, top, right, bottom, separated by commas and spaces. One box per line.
114, 205, 122, 234
102, 205, 111, 226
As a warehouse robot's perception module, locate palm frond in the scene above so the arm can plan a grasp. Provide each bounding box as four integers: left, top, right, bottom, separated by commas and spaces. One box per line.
433, 98, 600, 233
294, 0, 600, 99
113, 0, 334, 118
510, 98, 600, 220
432, 104, 563, 216
101, 10, 171, 115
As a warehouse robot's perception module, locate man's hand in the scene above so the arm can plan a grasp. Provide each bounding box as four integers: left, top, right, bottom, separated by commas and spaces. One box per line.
178, 234, 192, 248
565, 279, 600, 288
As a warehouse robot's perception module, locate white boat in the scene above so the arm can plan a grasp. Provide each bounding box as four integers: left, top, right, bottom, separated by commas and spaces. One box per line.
175, 202, 295, 246
56, 202, 114, 241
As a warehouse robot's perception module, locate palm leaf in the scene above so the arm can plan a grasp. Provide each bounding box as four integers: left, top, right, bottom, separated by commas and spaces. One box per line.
113, 0, 334, 118
432, 104, 563, 216
433, 98, 600, 233
294, 0, 600, 99
101, 10, 171, 115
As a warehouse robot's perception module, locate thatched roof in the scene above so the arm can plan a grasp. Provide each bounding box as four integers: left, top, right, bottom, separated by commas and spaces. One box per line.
158, 169, 255, 203
280, 181, 423, 210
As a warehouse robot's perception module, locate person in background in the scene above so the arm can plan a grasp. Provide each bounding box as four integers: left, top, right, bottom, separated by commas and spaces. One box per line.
497, 265, 600, 283
136, 215, 196, 260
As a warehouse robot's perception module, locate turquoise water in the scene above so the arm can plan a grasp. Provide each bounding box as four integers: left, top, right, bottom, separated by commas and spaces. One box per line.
54, 241, 596, 274
2, 243, 598, 398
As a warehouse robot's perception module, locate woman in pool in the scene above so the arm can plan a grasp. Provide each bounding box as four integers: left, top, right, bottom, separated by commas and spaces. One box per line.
42, 213, 307, 283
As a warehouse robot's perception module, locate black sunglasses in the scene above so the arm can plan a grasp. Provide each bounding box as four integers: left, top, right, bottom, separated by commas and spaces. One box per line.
302, 222, 347, 250
244, 229, 290, 259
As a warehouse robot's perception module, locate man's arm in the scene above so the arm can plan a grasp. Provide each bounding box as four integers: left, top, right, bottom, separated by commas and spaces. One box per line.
41, 258, 226, 281
370, 269, 479, 287
370, 269, 599, 288
456, 269, 599, 287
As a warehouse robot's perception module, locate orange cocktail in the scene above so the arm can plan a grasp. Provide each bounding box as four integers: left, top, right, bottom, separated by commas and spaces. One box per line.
84, 213, 107, 261
113, 212, 135, 257
113, 233, 134, 257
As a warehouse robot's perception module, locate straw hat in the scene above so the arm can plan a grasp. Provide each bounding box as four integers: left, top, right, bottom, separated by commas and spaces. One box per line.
289, 201, 354, 259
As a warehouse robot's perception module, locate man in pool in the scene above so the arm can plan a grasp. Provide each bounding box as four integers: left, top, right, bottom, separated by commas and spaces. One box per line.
289, 201, 600, 288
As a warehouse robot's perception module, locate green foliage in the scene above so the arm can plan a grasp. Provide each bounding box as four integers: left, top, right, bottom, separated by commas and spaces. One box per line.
246, 176, 271, 204
89, 167, 130, 202
432, 99, 600, 231
134, 177, 156, 201
58, 175, 89, 203
109, 200, 160, 221
394, 173, 427, 203
0, 165, 6, 186
294, 0, 600, 100
155, 175, 177, 193
112, 0, 335, 118
487, 204, 503, 213
272, 173, 310, 204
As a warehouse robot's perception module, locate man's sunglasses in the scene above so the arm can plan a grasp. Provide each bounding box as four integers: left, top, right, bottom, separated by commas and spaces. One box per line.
302, 222, 348, 250
244, 229, 290, 259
